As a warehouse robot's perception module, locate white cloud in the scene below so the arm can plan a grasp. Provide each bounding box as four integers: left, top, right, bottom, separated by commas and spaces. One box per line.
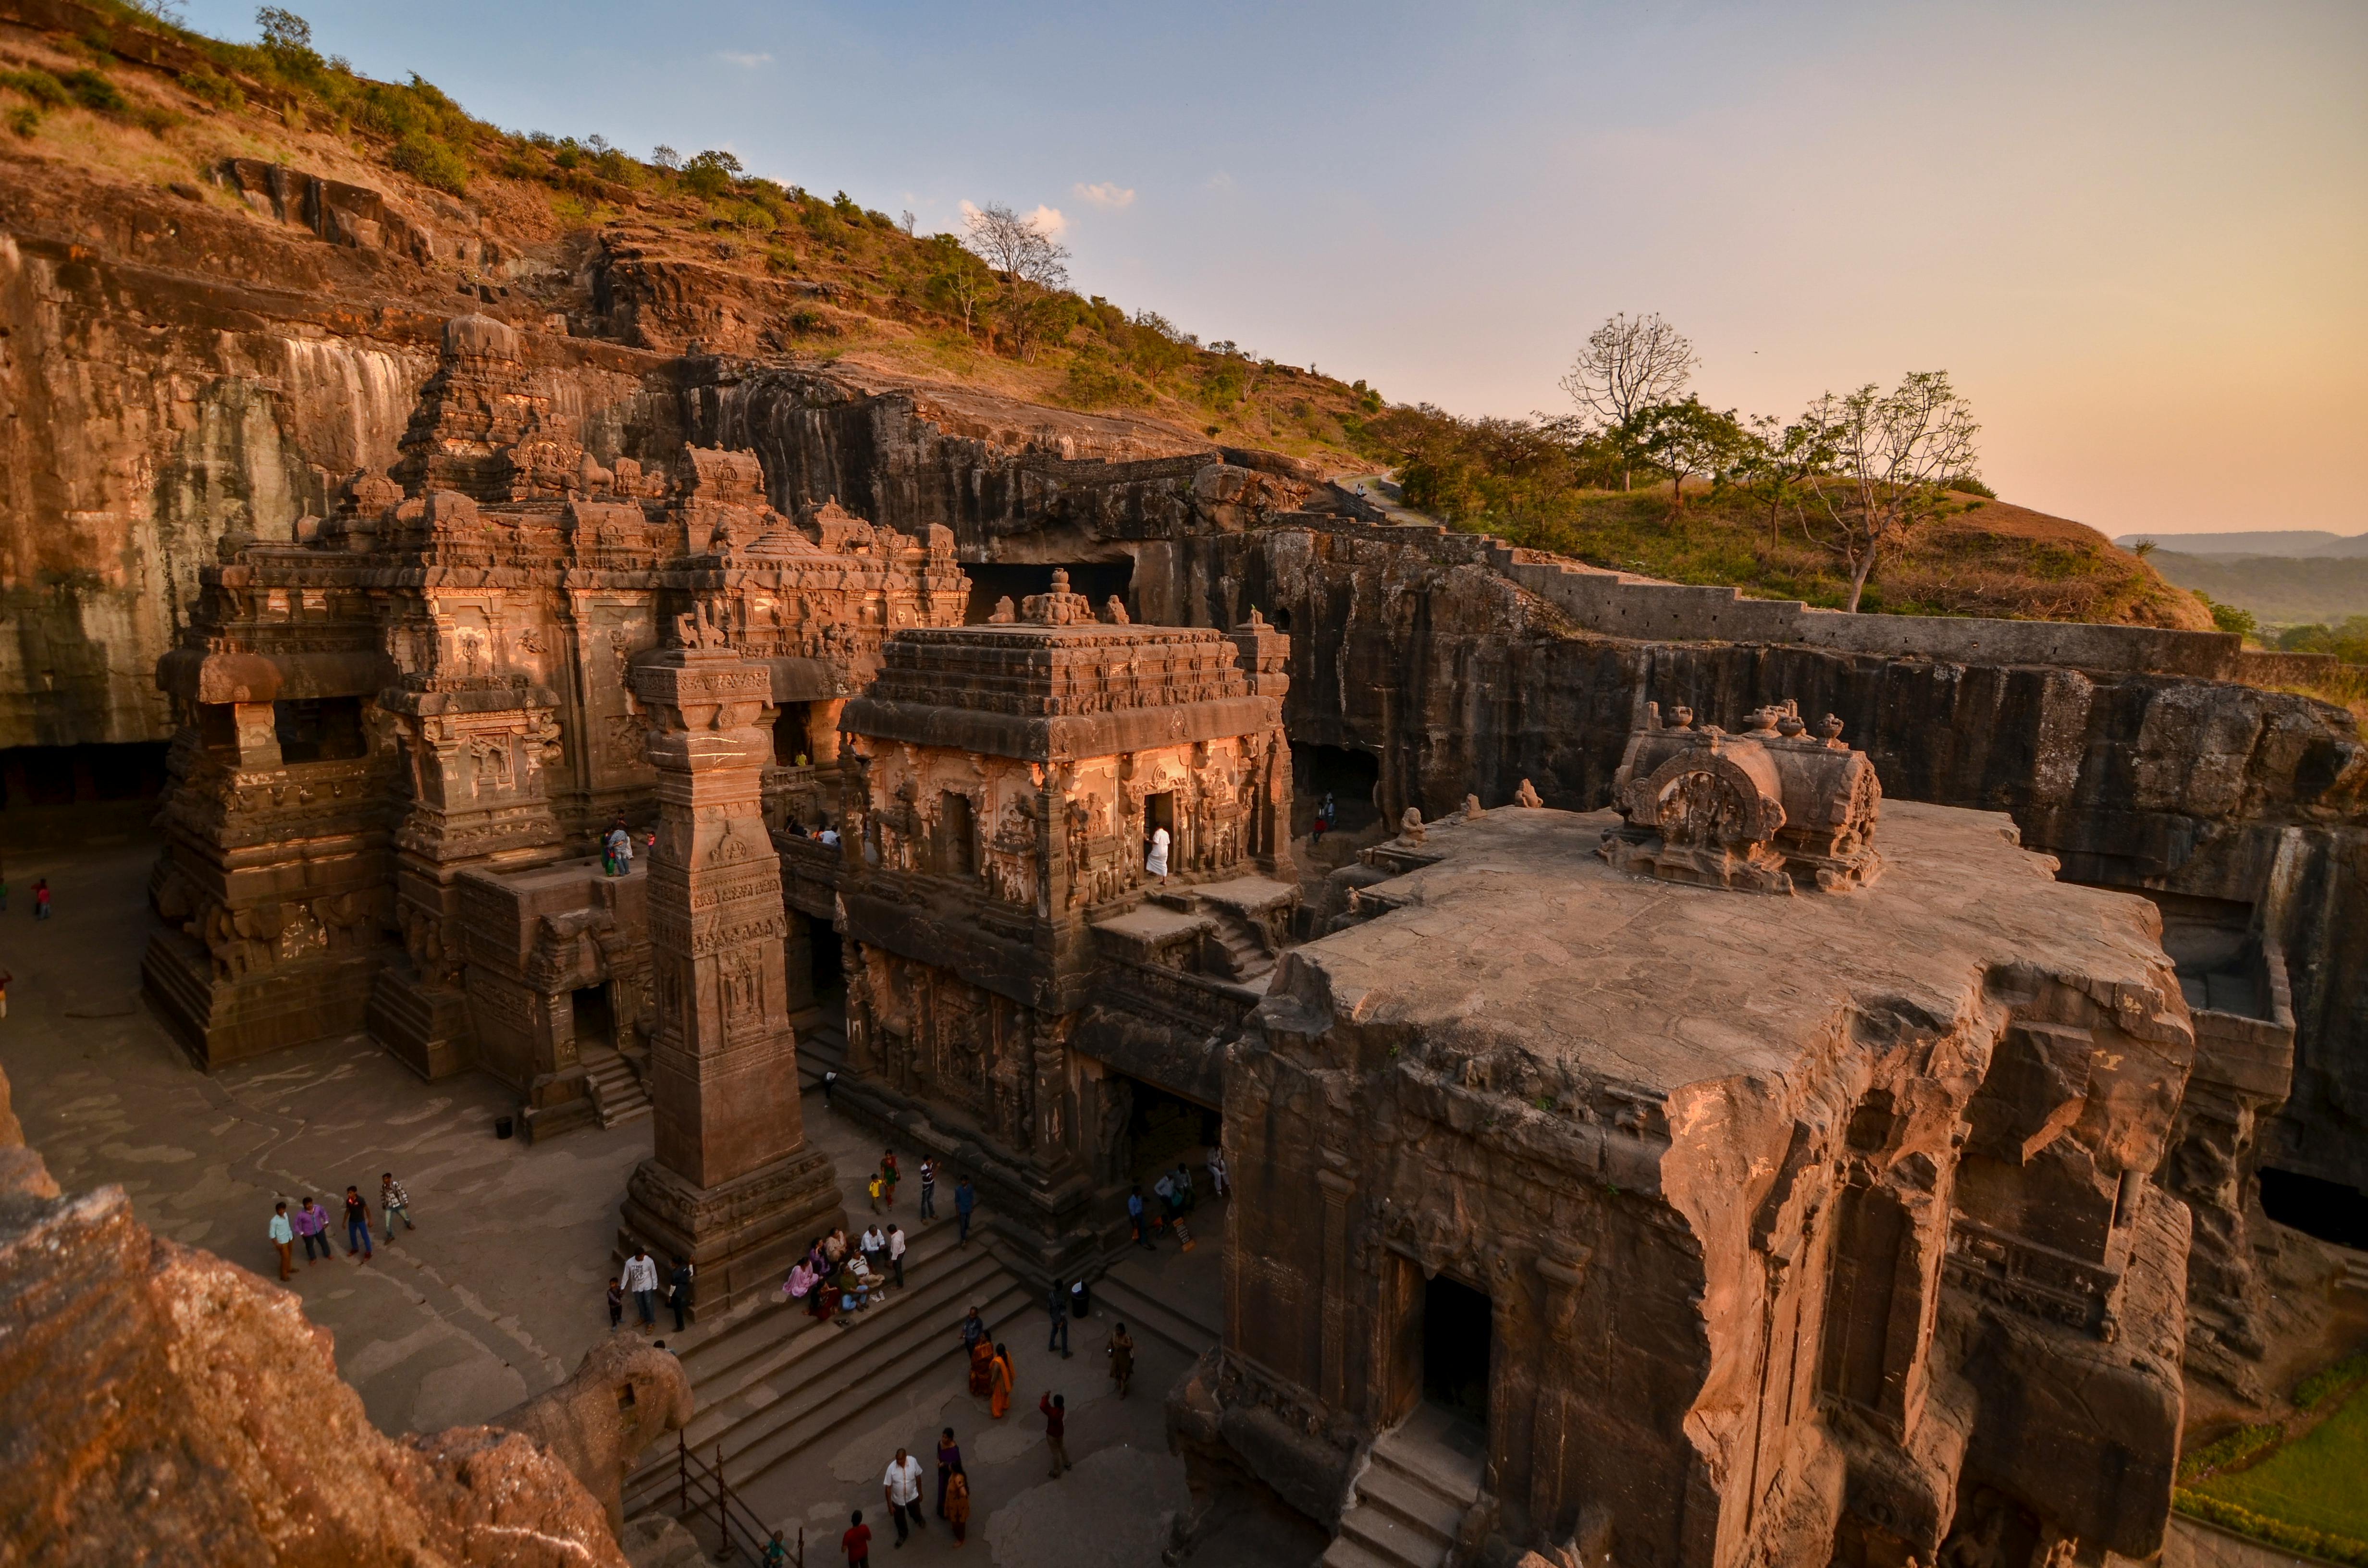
717, 50, 773, 67
1073, 181, 1135, 209
1204, 172, 1234, 192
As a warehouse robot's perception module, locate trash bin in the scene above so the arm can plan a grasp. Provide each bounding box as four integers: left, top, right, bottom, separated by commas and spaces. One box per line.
495, 1115, 515, 1139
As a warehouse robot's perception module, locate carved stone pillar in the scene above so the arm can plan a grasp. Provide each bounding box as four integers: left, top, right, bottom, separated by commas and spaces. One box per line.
617, 629, 843, 1315
1529, 1243, 1594, 1531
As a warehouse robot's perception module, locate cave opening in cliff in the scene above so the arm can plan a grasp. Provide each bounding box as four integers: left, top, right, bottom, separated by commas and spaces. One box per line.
2259, 1167, 2368, 1250
1298, 745, 1381, 836
1422, 1272, 1493, 1428
962, 561, 1134, 624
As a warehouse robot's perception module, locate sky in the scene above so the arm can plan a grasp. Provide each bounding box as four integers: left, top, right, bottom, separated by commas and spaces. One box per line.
182, 0, 2368, 538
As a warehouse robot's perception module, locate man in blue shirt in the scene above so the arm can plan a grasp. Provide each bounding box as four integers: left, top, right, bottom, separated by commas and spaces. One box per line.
954, 1176, 975, 1245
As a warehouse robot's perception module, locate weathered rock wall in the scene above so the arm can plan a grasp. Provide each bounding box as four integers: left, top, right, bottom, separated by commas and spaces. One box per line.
0, 145, 676, 751
1176, 524, 2368, 1188
0, 1058, 633, 1566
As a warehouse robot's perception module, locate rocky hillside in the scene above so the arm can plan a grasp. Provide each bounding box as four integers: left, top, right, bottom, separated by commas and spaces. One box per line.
0, 0, 2230, 751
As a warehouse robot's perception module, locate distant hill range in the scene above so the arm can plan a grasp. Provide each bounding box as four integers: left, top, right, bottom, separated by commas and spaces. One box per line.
2140, 551, 2368, 628
2112, 529, 2368, 559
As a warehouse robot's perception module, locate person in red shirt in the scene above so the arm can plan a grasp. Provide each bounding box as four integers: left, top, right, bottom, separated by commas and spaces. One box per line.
840, 1509, 871, 1565
1040, 1391, 1069, 1478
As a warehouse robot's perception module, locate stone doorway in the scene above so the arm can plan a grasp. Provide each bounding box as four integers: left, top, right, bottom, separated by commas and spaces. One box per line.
571, 984, 614, 1052
1127, 1078, 1218, 1182
808, 918, 845, 1002
1422, 1272, 1492, 1428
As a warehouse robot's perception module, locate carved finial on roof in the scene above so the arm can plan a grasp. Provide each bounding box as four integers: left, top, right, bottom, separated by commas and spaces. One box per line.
1667, 706, 1694, 730
1463, 794, 1483, 819
1819, 713, 1846, 748
987, 597, 1017, 625
1515, 779, 1543, 808
1247, 607, 1266, 626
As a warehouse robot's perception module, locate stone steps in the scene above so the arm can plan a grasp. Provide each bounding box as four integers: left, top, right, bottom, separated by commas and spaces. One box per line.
1092, 1255, 1221, 1361
622, 1215, 1032, 1514
582, 1050, 652, 1127
1321, 1409, 1483, 1568
2338, 1249, 2368, 1293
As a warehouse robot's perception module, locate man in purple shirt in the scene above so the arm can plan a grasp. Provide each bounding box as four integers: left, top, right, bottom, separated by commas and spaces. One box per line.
292, 1196, 332, 1264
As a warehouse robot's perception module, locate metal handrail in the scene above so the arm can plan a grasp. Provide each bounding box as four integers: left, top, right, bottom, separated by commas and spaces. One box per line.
666, 1431, 800, 1565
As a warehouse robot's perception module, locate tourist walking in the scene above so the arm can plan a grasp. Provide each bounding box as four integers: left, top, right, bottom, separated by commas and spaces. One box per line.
1108, 1322, 1135, 1398
943, 1464, 971, 1545
918, 1157, 937, 1220
882, 1447, 927, 1545
341, 1186, 374, 1261
935, 1427, 962, 1518
1153, 1168, 1177, 1232
888, 1223, 907, 1287
668, 1256, 694, 1331
866, 1170, 883, 1213
33, 878, 50, 920
379, 1173, 416, 1240
954, 1176, 974, 1245
840, 1509, 872, 1566
1146, 825, 1170, 883
989, 1342, 1014, 1420
622, 1245, 660, 1329
294, 1196, 331, 1262
269, 1201, 295, 1280
1039, 1392, 1069, 1478
1207, 1146, 1229, 1200
1128, 1185, 1156, 1250
1046, 1277, 1070, 1357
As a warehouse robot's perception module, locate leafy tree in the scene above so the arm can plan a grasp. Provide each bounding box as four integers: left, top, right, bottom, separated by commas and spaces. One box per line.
2194, 593, 2258, 641
925, 239, 996, 336
1628, 396, 1746, 511
255, 5, 313, 59
681, 148, 743, 199
1124, 310, 1193, 388
1796, 371, 1980, 612
1734, 413, 1837, 545
650, 144, 680, 170
1559, 312, 1698, 489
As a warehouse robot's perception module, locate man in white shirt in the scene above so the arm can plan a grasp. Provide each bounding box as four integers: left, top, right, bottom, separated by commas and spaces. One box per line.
861, 1224, 888, 1279
1207, 1147, 1229, 1200
887, 1223, 907, 1288
882, 1447, 927, 1544
622, 1246, 660, 1331
817, 825, 840, 847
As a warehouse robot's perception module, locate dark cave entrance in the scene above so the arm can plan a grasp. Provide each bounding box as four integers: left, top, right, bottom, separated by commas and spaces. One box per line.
1297, 744, 1381, 837
571, 985, 614, 1053
0, 741, 172, 847
1422, 1272, 1492, 1427
963, 561, 1135, 625
1125, 1078, 1219, 1182
810, 917, 845, 997
2260, 1167, 2368, 1250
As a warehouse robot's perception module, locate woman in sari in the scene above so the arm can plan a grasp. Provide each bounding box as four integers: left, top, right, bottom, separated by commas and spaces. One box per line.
935, 1428, 962, 1519
943, 1465, 972, 1545
988, 1342, 1014, 1420
967, 1336, 994, 1397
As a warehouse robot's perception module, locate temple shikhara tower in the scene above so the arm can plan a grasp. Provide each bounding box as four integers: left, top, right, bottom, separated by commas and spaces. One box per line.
831, 576, 1296, 1279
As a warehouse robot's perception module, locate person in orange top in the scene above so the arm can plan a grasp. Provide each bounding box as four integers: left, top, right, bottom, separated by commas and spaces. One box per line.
988, 1341, 1014, 1420
943, 1465, 971, 1545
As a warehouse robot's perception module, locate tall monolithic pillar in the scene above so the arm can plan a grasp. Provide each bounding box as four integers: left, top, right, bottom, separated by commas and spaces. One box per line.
618, 610, 842, 1314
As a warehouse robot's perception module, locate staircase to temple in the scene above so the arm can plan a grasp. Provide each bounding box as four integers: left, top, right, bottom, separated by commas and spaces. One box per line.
619, 1196, 1031, 1518
1322, 1405, 1485, 1568
792, 1010, 849, 1093
1205, 909, 1276, 985
581, 1049, 653, 1128
1089, 1250, 1224, 1360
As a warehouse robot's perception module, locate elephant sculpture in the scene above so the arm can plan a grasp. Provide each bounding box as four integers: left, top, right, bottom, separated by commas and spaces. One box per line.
493, 1333, 693, 1535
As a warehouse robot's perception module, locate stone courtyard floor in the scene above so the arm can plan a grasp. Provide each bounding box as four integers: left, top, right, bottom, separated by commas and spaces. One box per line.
0, 832, 1320, 1567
